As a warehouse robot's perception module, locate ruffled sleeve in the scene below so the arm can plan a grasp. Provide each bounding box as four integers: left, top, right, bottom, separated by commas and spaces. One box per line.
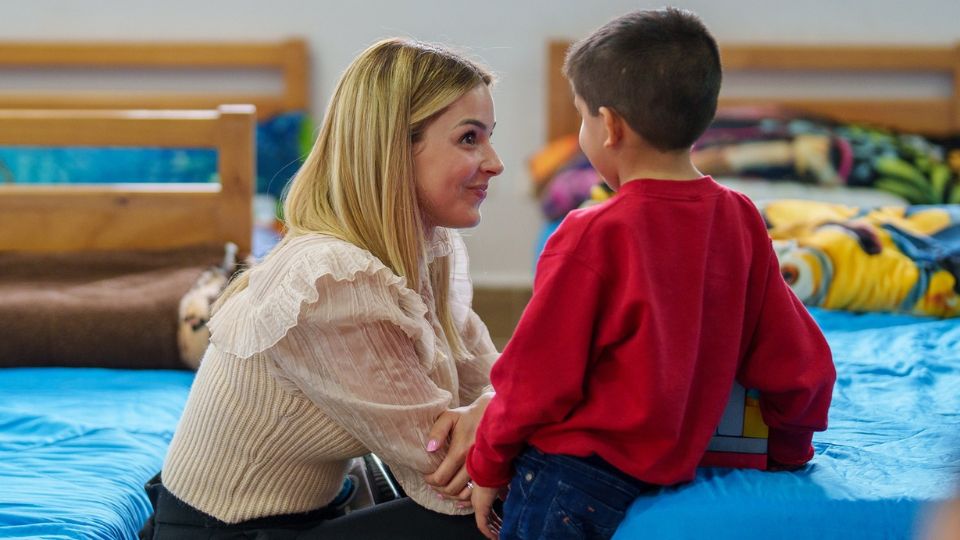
444, 229, 499, 404
207, 234, 466, 515
208, 234, 433, 365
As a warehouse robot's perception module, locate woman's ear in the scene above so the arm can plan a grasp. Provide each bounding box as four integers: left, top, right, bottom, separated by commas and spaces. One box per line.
598, 106, 624, 149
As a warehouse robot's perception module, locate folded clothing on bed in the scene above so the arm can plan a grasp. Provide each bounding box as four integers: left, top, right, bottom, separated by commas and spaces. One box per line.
0, 244, 229, 369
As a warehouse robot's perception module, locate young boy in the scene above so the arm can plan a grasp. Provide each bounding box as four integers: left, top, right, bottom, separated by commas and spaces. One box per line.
467, 8, 836, 540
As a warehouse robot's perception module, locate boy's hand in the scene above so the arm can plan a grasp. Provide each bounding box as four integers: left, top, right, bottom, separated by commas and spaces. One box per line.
471, 484, 503, 539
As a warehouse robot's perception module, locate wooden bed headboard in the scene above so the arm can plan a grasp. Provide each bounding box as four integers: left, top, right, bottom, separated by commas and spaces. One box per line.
0, 39, 309, 119
0, 105, 255, 255
547, 40, 960, 141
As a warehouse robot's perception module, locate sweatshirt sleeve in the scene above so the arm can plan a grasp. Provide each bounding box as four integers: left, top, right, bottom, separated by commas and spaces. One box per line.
467, 250, 604, 487
738, 247, 837, 466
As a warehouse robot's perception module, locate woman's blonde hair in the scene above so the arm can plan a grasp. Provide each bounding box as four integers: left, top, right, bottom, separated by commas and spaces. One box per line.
218, 38, 493, 357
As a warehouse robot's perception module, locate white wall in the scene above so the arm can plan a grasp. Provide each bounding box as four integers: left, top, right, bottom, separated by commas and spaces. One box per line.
3, 0, 959, 285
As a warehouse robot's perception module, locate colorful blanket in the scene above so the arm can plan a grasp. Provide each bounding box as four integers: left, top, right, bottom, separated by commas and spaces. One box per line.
695, 112, 960, 205
529, 111, 960, 221
765, 200, 960, 317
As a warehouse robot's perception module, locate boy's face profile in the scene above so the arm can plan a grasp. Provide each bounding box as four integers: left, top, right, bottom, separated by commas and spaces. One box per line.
574, 93, 619, 190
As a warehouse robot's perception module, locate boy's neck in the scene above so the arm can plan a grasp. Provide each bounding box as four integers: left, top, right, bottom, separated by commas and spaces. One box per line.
616, 146, 703, 186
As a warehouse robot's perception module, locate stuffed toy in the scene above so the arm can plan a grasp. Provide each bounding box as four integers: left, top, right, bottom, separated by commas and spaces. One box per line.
766, 201, 960, 317
177, 243, 242, 369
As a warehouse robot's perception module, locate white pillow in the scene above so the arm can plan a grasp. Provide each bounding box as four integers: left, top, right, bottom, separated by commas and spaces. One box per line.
717, 177, 908, 207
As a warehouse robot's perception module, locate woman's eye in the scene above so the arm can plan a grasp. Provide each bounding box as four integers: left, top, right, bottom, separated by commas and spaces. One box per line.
460, 131, 477, 145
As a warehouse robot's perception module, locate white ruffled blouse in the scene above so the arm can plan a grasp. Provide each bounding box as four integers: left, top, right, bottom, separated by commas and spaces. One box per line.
161, 229, 498, 523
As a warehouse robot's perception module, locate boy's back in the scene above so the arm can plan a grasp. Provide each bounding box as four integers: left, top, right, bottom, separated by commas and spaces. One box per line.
467, 8, 835, 540
470, 176, 834, 487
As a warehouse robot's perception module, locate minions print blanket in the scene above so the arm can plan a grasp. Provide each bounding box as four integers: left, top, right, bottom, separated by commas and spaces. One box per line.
764, 200, 960, 317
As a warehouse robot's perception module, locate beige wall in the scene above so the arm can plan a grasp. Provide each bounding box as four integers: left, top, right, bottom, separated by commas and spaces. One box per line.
2, 0, 959, 285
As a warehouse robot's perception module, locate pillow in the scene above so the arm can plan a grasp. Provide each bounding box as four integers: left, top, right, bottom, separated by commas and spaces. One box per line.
718, 177, 907, 207
0, 244, 235, 369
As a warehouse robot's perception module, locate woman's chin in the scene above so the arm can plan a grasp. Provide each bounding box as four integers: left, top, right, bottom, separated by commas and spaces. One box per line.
457, 211, 482, 229
431, 210, 482, 229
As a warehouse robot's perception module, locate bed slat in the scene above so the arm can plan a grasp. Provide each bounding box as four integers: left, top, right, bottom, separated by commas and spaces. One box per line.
0, 105, 255, 254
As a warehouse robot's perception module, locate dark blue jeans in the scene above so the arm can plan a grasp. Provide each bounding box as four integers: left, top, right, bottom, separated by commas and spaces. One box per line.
499, 448, 654, 540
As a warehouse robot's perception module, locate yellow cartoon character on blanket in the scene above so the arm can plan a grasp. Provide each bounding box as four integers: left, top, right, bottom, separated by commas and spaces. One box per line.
764, 200, 960, 317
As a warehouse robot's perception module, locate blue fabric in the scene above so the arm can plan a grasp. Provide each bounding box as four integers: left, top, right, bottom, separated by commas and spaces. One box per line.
613, 308, 960, 540
255, 111, 311, 198
533, 219, 562, 272
1, 311, 957, 539
0, 368, 193, 540
0, 147, 217, 184
500, 449, 648, 540
0, 111, 310, 198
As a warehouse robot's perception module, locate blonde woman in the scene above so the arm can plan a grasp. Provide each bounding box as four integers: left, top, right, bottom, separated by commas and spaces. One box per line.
139, 38, 503, 539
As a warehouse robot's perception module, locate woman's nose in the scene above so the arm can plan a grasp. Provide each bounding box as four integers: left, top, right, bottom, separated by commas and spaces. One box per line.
484, 145, 504, 176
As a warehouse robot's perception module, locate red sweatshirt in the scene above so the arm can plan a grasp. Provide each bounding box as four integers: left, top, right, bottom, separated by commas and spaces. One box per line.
467, 177, 835, 488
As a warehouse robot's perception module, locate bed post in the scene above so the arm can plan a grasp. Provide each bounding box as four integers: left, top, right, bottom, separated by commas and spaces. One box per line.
952, 44, 960, 133
547, 40, 577, 143
216, 104, 256, 259
281, 39, 310, 114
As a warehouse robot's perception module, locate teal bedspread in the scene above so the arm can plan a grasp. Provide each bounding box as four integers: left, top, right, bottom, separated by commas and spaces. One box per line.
0, 309, 956, 539
0, 368, 193, 539
614, 309, 959, 539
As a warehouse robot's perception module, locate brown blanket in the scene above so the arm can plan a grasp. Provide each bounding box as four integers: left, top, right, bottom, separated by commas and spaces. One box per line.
0, 244, 225, 370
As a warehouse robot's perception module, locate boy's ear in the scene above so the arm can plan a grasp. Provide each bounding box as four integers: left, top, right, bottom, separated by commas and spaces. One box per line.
598, 106, 624, 149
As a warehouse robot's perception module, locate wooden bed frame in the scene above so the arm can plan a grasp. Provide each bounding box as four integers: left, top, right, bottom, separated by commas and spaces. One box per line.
0, 39, 311, 256
547, 40, 960, 141
0, 39, 309, 118
0, 105, 256, 255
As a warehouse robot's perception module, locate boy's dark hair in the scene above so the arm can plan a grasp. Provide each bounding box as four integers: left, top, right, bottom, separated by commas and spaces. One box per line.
563, 7, 721, 151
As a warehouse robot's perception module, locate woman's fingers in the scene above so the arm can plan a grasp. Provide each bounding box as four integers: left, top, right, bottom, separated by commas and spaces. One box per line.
424, 449, 461, 487
442, 466, 473, 498
425, 407, 482, 487
423, 410, 463, 487
425, 410, 458, 454
424, 396, 490, 488
431, 465, 472, 500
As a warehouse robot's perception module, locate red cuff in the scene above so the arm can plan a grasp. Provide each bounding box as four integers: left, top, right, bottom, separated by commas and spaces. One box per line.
466, 445, 513, 488
768, 428, 815, 465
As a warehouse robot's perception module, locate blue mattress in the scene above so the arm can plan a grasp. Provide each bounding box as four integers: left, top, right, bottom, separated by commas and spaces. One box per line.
1, 310, 956, 539
614, 308, 960, 540
0, 368, 193, 540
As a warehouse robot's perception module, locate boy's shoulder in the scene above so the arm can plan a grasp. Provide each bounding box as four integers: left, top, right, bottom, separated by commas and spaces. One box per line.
718, 187, 772, 231
544, 198, 625, 255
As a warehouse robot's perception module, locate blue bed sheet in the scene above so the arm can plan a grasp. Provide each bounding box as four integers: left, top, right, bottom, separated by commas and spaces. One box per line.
1, 310, 957, 539
613, 308, 960, 540
0, 368, 193, 540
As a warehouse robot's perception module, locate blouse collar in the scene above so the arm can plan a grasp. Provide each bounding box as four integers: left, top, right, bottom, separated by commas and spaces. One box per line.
426, 227, 453, 262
